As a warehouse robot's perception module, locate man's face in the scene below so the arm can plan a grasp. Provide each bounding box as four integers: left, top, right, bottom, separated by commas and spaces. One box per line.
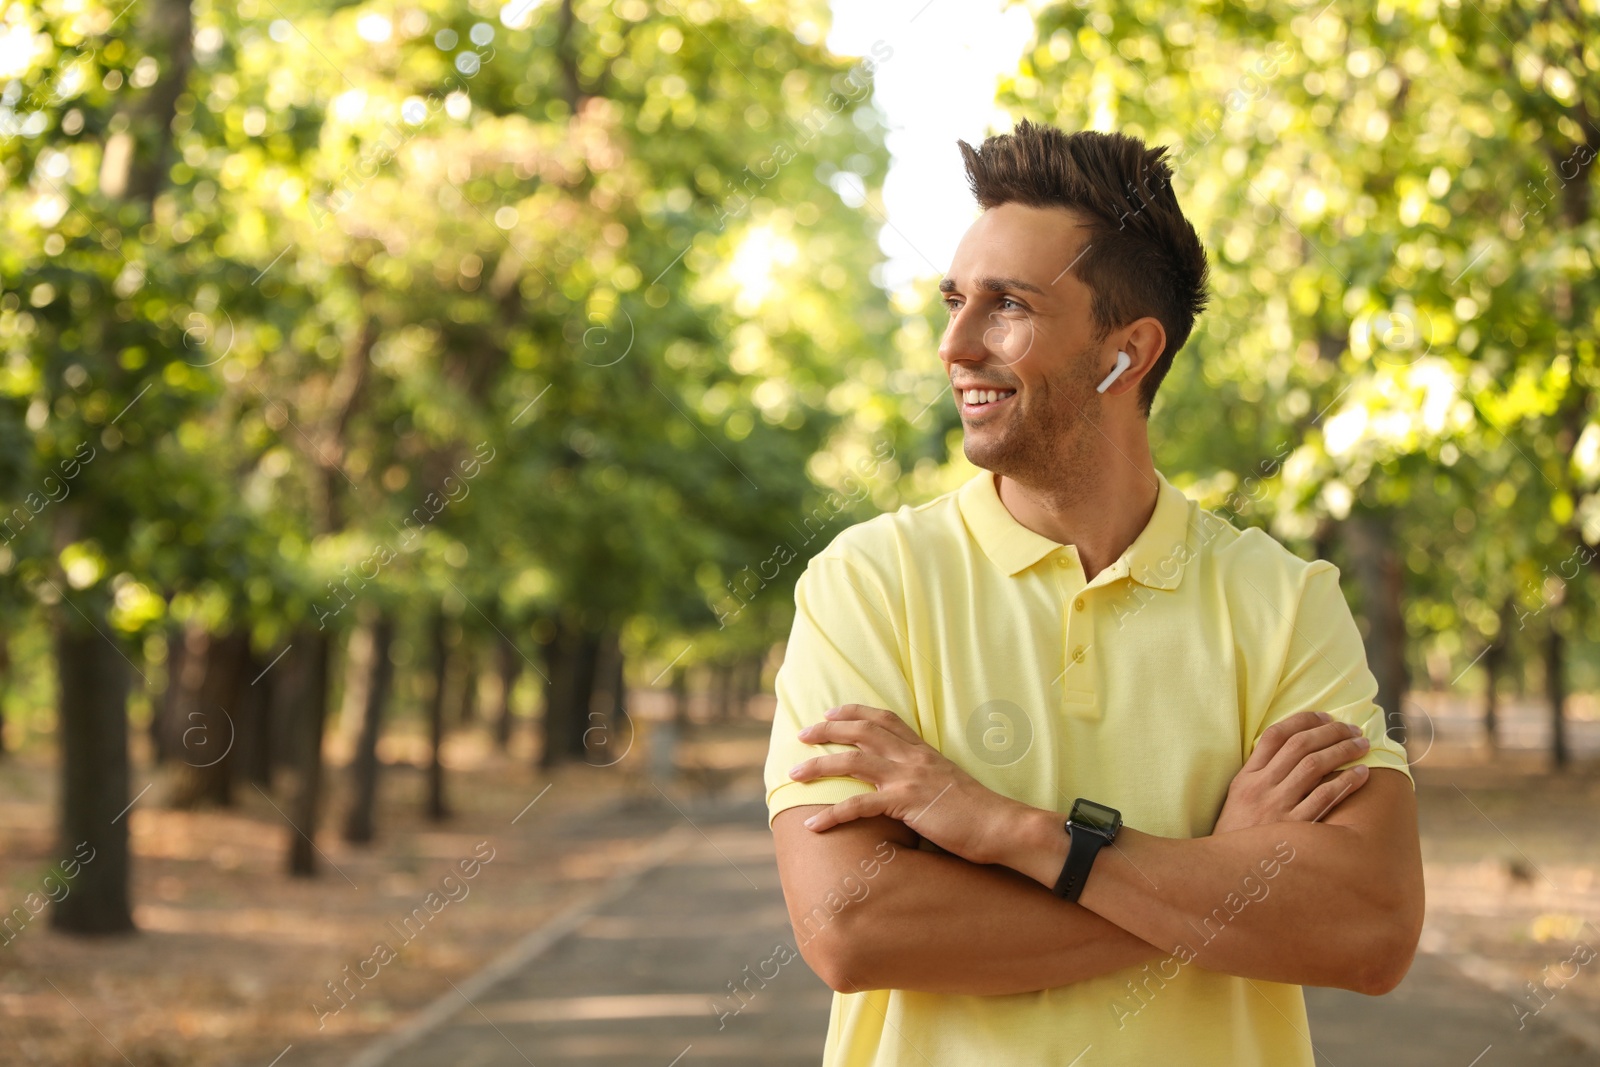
937, 202, 1109, 477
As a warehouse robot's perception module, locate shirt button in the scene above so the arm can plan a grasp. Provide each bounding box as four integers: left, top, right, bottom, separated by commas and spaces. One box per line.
1074, 597, 1086, 611
1071, 645, 1086, 663
1057, 557, 1071, 568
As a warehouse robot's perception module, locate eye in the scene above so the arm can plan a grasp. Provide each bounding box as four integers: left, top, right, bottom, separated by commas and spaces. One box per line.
998, 296, 1024, 311
943, 296, 962, 314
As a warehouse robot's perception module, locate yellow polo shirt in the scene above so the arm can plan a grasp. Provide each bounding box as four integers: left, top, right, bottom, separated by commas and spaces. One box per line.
764, 468, 1412, 1067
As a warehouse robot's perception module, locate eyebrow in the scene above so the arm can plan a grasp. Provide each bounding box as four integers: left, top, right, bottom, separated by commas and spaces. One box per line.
938, 275, 1048, 297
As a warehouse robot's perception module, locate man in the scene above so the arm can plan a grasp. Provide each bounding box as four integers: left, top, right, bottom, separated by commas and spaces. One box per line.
763, 121, 1423, 1066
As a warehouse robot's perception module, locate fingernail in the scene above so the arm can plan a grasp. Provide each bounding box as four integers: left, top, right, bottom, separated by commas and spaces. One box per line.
824, 706, 841, 719
1353, 764, 1370, 776
1315, 712, 1332, 722
1354, 736, 1370, 750
803, 815, 819, 828
789, 763, 805, 778
797, 725, 812, 739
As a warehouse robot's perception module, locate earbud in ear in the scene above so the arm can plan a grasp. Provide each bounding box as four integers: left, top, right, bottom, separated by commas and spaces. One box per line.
1096, 350, 1132, 394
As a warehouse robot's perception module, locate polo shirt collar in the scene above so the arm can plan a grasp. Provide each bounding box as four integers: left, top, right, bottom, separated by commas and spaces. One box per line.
957, 469, 1193, 589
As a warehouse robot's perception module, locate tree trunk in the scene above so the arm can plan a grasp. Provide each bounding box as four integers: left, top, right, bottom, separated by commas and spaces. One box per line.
169, 628, 251, 808
538, 623, 574, 770
287, 633, 332, 878
1544, 620, 1567, 770
336, 621, 373, 743
342, 615, 395, 844
1482, 598, 1513, 750
556, 0, 582, 111
671, 666, 690, 730
539, 619, 602, 770
236, 645, 276, 788
491, 635, 521, 750
585, 631, 625, 764
1482, 640, 1501, 751
269, 643, 305, 778
425, 611, 451, 821
99, 0, 193, 202
1310, 516, 1336, 563
54, 0, 193, 931
51, 621, 134, 934
1344, 511, 1409, 741
452, 639, 479, 727
0, 631, 9, 756
151, 621, 190, 763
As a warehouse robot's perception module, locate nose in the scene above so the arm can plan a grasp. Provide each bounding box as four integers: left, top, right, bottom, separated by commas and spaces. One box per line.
938, 304, 990, 371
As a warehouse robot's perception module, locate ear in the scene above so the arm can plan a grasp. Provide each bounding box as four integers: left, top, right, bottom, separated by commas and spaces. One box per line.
1100, 316, 1168, 398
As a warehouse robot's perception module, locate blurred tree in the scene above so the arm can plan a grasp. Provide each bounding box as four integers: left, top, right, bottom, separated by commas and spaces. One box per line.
423, 608, 450, 821
1, 0, 920, 908
2, 0, 213, 934
1019, 0, 1598, 757
341, 610, 394, 844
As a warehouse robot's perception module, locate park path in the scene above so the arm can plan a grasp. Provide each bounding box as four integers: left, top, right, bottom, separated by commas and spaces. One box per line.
345, 786, 1598, 1067
348, 789, 831, 1067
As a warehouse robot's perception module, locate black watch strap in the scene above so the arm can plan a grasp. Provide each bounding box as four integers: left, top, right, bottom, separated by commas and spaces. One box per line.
1052, 821, 1108, 902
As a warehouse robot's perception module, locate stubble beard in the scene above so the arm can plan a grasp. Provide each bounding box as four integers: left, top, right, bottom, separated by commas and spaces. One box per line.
962, 345, 1105, 500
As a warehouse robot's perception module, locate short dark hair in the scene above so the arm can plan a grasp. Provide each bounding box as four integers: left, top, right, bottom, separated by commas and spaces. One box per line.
958, 120, 1209, 416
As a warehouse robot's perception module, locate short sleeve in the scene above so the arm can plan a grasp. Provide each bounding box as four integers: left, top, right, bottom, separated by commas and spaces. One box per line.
763, 551, 918, 827
1252, 561, 1414, 787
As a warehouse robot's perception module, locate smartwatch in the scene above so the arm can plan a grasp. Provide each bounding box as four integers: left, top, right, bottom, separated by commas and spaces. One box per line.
1052, 798, 1122, 902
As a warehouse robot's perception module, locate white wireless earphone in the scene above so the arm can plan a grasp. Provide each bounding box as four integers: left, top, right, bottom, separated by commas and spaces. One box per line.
1096, 350, 1132, 393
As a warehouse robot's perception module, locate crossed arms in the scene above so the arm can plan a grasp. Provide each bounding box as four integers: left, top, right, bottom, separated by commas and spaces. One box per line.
772, 707, 1424, 998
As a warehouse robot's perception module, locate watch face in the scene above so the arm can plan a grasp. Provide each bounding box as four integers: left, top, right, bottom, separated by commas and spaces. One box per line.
1071, 798, 1121, 836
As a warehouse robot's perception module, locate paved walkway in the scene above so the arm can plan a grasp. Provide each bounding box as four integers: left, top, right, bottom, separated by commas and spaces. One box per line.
349, 788, 1598, 1067
1305, 957, 1596, 1067
358, 790, 830, 1067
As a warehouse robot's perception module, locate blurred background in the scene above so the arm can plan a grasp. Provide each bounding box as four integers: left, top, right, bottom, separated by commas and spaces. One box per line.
1, 0, 1597, 1064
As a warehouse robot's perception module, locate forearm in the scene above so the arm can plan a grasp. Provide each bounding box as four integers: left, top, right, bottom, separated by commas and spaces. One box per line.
824, 844, 1164, 995
999, 809, 1420, 993
1087, 823, 1409, 991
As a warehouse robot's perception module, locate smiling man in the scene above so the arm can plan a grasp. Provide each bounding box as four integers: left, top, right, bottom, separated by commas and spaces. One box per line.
763, 121, 1423, 1066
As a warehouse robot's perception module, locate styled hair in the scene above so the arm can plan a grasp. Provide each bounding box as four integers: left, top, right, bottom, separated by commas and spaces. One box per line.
958, 120, 1209, 416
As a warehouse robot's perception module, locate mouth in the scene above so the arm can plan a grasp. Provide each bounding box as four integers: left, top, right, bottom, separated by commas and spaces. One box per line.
957, 386, 1017, 417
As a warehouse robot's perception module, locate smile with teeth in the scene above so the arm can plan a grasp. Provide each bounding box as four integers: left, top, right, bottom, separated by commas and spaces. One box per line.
962, 388, 1016, 408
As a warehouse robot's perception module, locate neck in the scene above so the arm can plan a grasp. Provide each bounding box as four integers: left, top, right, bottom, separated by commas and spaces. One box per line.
993, 428, 1159, 581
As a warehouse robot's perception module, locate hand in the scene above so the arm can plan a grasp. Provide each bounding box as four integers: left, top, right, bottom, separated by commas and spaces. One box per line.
788, 703, 1025, 865
1214, 711, 1373, 834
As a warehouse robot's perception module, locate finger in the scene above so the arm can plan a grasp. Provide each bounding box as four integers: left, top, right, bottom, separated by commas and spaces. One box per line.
827, 703, 921, 744
789, 751, 891, 785
1280, 732, 1372, 797
1290, 764, 1370, 822
1266, 721, 1363, 784
798, 719, 908, 754
1243, 711, 1331, 773
804, 791, 890, 832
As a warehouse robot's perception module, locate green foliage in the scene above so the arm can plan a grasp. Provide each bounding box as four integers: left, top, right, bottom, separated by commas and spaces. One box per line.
1018, 0, 1598, 682
2, 0, 1592, 703
0, 0, 913, 678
